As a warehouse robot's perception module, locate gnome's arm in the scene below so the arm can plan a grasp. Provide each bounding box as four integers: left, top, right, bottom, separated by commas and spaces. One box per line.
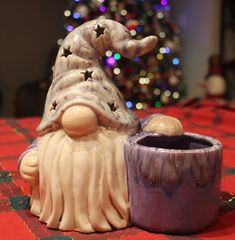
18, 139, 38, 167
18, 105, 97, 183
18, 139, 39, 185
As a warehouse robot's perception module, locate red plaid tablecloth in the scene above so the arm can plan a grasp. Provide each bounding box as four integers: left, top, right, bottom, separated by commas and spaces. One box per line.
1, 103, 235, 240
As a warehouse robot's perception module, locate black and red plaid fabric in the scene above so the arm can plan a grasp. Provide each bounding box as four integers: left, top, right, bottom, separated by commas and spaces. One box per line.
1, 102, 235, 240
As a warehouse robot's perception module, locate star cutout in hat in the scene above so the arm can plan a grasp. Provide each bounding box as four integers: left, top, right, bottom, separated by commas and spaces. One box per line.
82, 70, 93, 81
94, 24, 105, 38
108, 102, 118, 112
50, 100, 57, 111
61, 46, 72, 58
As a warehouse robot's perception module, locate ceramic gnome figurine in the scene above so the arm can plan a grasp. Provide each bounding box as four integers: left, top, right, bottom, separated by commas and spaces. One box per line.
19, 18, 183, 233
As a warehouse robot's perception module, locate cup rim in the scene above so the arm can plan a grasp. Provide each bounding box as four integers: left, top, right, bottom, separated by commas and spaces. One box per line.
126, 132, 222, 154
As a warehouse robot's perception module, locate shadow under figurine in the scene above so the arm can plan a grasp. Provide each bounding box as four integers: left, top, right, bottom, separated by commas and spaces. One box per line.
18, 19, 222, 234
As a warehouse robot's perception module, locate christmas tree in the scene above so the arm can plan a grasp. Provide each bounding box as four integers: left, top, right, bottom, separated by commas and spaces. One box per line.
59, 0, 184, 110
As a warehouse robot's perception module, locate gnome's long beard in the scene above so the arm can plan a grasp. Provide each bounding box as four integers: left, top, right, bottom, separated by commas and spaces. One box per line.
30, 127, 131, 232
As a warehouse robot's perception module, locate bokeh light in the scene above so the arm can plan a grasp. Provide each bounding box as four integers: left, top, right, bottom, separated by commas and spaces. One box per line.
159, 47, 166, 54
120, 9, 127, 16
63, 0, 184, 109
106, 56, 116, 66
126, 101, 133, 109
173, 58, 180, 65
136, 25, 143, 32
159, 32, 166, 38
164, 90, 171, 97
114, 53, 121, 60
154, 88, 161, 95
165, 5, 171, 11
66, 25, 74, 32
105, 50, 112, 57
100, 5, 106, 12
57, 39, 64, 45
147, 73, 154, 79
157, 53, 164, 60
64, 10, 71, 17
165, 47, 171, 53
136, 103, 143, 110
154, 101, 161, 108
133, 57, 140, 62
161, 0, 168, 6
140, 70, 146, 76
113, 68, 120, 75
73, 12, 80, 19
157, 12, 164, 19
173, 92, 180, 99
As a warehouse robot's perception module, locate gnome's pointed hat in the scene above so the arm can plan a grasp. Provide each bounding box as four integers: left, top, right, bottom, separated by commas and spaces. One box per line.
37, 19, 157, 136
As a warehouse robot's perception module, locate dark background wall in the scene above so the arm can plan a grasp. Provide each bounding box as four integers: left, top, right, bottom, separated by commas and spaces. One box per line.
0, 0, 67, 116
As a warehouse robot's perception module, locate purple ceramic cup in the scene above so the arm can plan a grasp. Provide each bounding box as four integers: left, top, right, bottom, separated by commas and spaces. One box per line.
124, 132, 222, 234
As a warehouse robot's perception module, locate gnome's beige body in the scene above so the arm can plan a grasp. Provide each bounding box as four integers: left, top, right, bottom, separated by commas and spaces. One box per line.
19, 19, 158, 232
27, 106, 132, 232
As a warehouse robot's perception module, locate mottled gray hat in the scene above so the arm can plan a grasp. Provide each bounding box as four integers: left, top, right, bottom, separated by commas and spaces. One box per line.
37, 19, 157, 136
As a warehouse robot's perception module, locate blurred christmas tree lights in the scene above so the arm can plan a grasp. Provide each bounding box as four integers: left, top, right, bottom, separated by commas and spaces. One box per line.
59, 0, 185, 110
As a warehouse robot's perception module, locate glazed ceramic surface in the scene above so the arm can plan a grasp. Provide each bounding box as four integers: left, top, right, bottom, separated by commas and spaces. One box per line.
19, 18, 158, 233
124, 132, 222, 234
19, 17, 222, 235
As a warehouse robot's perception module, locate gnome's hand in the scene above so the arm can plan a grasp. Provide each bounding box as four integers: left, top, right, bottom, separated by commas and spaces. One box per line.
143, 115, 184, 136
19, 149, 39, 186
61, 105, 98, 138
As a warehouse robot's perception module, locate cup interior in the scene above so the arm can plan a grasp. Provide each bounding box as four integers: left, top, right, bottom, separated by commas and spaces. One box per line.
137, 135, 213, 150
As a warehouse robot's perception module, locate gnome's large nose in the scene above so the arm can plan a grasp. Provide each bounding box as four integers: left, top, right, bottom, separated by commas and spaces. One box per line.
112, 36, 157, 59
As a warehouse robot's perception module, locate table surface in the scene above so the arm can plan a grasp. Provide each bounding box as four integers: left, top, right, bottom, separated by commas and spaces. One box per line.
1, 101, 235, 240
